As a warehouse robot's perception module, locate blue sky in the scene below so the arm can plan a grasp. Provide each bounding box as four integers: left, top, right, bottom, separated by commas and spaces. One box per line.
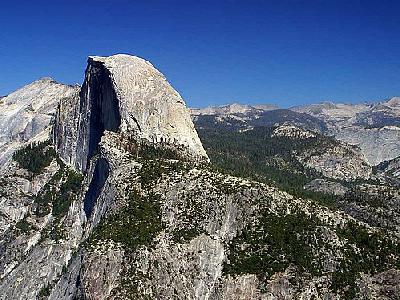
0, 0, 399, 108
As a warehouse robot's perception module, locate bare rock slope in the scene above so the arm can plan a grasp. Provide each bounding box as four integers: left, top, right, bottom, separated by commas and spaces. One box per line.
0, 78, 78, 170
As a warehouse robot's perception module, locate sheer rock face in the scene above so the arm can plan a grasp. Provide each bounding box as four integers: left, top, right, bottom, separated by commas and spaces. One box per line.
53, 89, 81, 168
334, 127, 400, 166
0, 55, 210, 300
0, 78, 78, 170
56, 54, 208, 172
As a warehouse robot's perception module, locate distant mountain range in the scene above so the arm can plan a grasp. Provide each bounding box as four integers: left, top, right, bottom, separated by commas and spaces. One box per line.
191, 98, 400, 165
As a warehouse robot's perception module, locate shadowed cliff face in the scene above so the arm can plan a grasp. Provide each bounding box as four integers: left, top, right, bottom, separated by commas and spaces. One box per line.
83, 158, 110, 218
80, 60, 121, 169
78, 61, 121, 219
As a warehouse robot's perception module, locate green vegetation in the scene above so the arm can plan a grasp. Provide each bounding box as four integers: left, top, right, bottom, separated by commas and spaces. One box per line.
331, 221, 400, 298
88, 157, 189, 297
123, 137, 187, 162
197, 125, 400, 298
52, 169, 83, 218
137, 160, 168, 188
0, 178, 8, 197
198, 127, 397, 212
198, 127, 339, 206
224, 211, 322, 282
137, 158, 187, 188
15, 218, 33, 233
13, 141, 56, 175
92, 190, 164, 250
34, 162, 83, 222
29, 157, 83, 243
342, 187, 392, 209
90, 156, 190, 250
38, 284, 51, 298
224, 208, 400, 298
21, 149, 83, 240
138, 142, 182, 161
12, 141, 77, 240
172, 227, 204, 243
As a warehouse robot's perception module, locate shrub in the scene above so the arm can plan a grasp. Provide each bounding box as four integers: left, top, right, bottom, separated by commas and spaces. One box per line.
92, 191, 164, 250
13, 141, 56, 175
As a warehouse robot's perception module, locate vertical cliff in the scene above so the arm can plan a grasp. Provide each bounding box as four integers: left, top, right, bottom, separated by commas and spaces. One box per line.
75, 59, 122, 171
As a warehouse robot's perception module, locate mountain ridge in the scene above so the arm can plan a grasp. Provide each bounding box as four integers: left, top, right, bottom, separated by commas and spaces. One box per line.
191, 98, 400, 165
191, 97, 400, 115
0, 55, 399, 299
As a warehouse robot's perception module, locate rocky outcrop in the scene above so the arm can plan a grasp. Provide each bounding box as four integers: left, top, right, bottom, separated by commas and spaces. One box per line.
0, 79, 80, 291
0, 78, 78, 170
334, 127, 400, 166
357, 269, 400, 299
56, 54, 208, 172
72, 154, 398, 299
304, 178, 349, 196
296, 142, 372, 180
378, 156, 400, 179
269, 124, 372, 181
272, 124, 316, 139
0, 181, 85, 299
79, 241, 124, 300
